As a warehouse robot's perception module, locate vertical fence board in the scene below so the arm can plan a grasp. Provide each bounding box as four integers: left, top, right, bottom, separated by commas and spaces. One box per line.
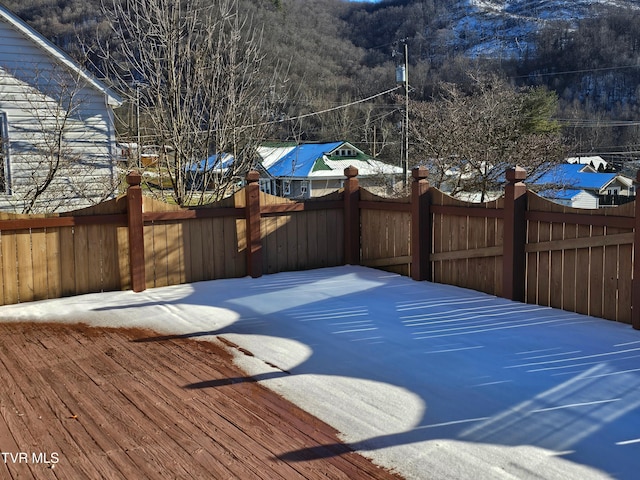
16, 231, 34, 302
526, 221, 539, 305
574, 224, 592, 316
87, 224, 104, 293
562, 223, 577, 313
618, 242, 633, 323
100, 225, 120, 292
45, 228, 61, 299
58, 227, 76, 297
296, 212, 308, 270
1, 231, 18, 305
30, 229, 48, 300
537, 222, 551, 307
603, 227, 620, 321
549, 222, 564, 309
117, 226, 130, 291
213, 218, 226, 279
143, 223, 155, 288
589, 226, 605, 318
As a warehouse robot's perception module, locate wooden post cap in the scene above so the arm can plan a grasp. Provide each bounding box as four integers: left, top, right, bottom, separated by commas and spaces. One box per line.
126, 171, 142, 186
245, 170, 260, 183
344, 166, 358, 178
412, 166, 429, 180
506, 166, 526, 183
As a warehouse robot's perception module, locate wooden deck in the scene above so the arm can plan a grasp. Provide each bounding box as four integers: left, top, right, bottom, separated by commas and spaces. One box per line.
0, 322, 401, 479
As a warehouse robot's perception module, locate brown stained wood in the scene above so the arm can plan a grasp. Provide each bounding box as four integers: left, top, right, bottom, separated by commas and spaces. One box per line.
549, 222, 564, 310
87, 224, 104, 293
199, 218, 214, 281
276, 214, 289, 273
285, 215, 299, 272
187, 219, 204, 283
618, 242, 633, 324
117, 226, 131, 291
166, 222, 183, 286
44, 228, 62, 298
316, 209, 329, 268
181, 220, 193, 284
526, 220, 539, 305
0, 323, 400, 480
603, 227, 621, 322
58, 227, 76, 298
73, 226, 92, 295
223, 216, 241, 278
30, 230, 48, 301
590, 226, 605, 319
306, 210, 320, 270
562, 223, 578, 314
100, 224, 120, 292
538, 222, 552, 307
143, 224, 156, 289
212, 218, 227, 280
296, 211, 309, 270
16, 230, 34, 303
326, 209, 339, 267
575, 225, 592, 316
155, 223, 170, 288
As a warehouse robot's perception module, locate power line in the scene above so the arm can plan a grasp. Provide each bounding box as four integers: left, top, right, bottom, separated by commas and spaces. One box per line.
258, 85, 403, 127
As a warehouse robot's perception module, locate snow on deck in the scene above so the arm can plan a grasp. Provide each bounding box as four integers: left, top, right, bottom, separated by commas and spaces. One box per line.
2, 266, 639, 479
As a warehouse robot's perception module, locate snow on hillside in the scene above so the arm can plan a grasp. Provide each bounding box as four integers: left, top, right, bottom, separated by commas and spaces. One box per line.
447, 0, 640, 58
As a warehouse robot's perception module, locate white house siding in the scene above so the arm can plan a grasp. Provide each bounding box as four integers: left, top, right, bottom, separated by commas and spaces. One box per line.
0, 9, 119, 213
570, 190, 599, 209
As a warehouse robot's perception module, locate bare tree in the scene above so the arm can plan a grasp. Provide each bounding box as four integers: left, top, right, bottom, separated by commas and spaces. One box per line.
3, 67, 119, 213
100, 0, 285, 206
408, 73, 568, 202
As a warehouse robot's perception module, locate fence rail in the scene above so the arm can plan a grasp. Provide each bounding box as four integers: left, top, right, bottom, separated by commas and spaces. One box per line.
1, 167, 639, 330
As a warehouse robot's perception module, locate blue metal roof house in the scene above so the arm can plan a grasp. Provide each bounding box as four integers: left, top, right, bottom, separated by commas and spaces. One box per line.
256, 141, 402, 198
533, 163, 634, 209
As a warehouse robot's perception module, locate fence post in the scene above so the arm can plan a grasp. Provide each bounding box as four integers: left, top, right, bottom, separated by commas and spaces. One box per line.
632, 170, 640, 329
245, 170, 263, 278
411, 166, 431, 281
344, 166, 360, 265
126, 171, 146, 293
502, 166, 527, 302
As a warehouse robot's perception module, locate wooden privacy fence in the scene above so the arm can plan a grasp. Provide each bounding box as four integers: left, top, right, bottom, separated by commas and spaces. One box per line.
1, 167, 640, 330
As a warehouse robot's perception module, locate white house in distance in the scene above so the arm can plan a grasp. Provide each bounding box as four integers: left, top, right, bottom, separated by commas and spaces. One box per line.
0, 5, 122, 213
533, 163, 635, 209
257, 141, 402, 199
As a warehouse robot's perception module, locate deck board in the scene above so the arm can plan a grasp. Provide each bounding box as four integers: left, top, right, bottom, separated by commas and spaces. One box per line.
0, 322, 400, 479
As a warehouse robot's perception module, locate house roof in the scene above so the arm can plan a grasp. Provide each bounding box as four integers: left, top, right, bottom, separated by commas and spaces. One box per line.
261, 141, 402, 179
0, 5, 122, 106
567, 155, 608, 171
539, 188, 596, 201
190, 153, 234, 173
533, 164, 619, 191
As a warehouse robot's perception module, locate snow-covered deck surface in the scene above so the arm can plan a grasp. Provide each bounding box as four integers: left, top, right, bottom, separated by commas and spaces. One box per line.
2, 266, 639, 479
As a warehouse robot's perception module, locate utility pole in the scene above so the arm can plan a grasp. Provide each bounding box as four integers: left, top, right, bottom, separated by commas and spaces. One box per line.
404, 42, 409, 187
396, 42, 409, 187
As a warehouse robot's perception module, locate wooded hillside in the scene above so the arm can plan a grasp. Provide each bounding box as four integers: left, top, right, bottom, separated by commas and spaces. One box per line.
5, 0, 640, 165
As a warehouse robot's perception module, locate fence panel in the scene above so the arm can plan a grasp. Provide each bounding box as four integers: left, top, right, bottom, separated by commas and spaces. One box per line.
430, 189, 504, 296
360, 188, 411, 276
260, 190, 343, 275
525, 192, 635, 323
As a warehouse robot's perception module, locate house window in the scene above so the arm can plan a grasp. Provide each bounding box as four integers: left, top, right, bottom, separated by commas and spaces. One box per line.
0, 112, 9, 194
283, 180, 291, 196
300, 181, 308, 195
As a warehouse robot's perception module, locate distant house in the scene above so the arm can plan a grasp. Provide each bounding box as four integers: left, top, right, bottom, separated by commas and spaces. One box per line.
257, 142, 402, 198
533, 163, 635, 208
566, 155, 610, 172
0, 5, 122, 213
